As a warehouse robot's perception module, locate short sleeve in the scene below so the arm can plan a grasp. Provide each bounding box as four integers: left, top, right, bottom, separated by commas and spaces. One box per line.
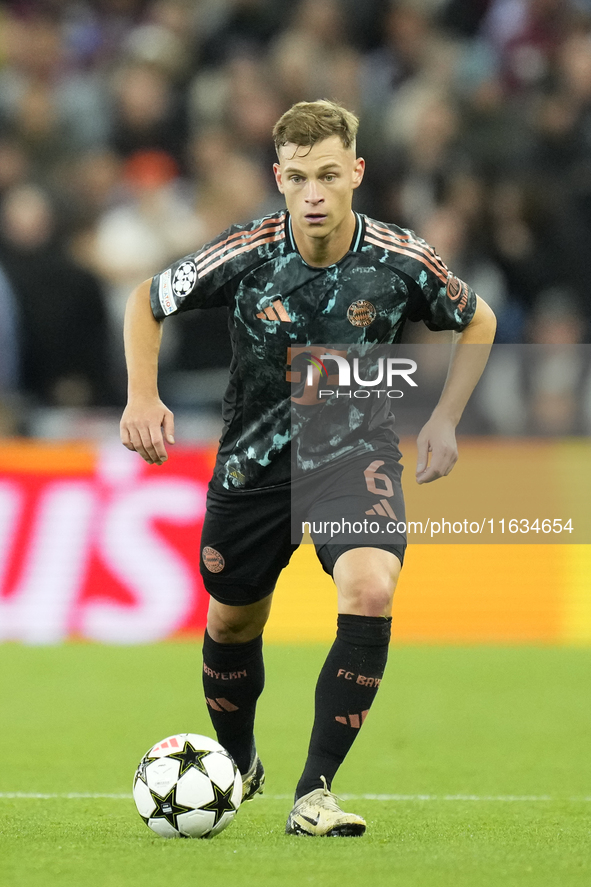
404, 232, 477, 332
150, 247, 232, 319
149, 213, 287, 319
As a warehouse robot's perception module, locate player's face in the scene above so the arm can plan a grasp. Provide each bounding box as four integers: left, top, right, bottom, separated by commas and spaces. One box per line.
273, 136, 365, 242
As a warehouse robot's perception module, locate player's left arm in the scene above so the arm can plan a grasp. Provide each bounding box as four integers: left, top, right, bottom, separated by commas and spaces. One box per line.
416, 295, 496, 484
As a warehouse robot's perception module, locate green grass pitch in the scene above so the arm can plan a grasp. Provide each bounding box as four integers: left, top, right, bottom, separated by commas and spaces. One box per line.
1, 643, 590, 887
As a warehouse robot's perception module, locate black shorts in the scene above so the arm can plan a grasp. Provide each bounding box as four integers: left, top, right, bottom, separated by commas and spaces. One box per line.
200, 450, 406, 606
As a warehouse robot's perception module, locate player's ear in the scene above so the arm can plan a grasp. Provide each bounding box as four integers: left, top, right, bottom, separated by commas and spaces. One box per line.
273, 162, 285, 194
352, 157, 365, 190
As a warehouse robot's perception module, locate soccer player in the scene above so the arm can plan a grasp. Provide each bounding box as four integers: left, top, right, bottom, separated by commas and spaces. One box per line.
121, 100, 496, 837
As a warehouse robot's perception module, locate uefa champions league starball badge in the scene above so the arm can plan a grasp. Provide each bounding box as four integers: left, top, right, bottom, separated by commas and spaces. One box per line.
172, 261, 197, 298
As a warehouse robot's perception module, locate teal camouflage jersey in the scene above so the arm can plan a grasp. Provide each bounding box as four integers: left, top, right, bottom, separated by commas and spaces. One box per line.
150, 211, 477, 490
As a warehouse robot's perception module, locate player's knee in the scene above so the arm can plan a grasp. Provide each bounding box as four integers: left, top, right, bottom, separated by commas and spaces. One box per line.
206, 594, 271, 644
209, 625, 249, 644
342, 577, 394, 617
207, 609, 264, 643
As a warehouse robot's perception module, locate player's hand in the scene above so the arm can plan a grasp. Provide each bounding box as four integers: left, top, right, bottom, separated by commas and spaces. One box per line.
120, 397, 175, 465
416, 415, 458, 484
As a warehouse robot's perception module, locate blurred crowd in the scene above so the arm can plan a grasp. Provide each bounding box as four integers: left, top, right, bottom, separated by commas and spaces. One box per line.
1, 0, 591, 438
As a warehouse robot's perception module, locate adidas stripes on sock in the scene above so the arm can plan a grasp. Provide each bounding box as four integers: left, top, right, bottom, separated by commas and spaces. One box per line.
295, 613, 391, 800
202, 630, 265, 775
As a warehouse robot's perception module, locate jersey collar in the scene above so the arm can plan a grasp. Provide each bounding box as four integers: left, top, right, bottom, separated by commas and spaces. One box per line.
285, 211, 365, 257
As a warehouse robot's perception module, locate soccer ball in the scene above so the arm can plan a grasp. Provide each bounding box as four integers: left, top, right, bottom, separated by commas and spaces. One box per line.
133, 733, 242, 838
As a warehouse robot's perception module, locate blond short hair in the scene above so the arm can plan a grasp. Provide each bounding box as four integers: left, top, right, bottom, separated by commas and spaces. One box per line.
273, 100, 359, 156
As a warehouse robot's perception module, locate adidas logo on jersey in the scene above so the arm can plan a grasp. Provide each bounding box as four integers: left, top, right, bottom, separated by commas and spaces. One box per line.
256, 299, 292, 322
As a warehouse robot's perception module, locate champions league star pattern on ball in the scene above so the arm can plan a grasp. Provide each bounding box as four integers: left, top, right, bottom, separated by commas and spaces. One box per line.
150, 211, 476, 490
133, 733, 242, 839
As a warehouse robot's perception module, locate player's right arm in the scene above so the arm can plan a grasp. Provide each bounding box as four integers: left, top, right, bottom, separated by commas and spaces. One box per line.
120, 213, 285, 462
120, 278, 175, 465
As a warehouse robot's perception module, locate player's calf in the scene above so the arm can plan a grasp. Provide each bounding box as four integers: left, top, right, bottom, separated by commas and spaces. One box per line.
202, 630, 265, 775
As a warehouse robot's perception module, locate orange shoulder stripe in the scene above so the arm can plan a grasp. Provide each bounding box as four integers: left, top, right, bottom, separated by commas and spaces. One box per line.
366, 221, 449, 280
365, 234, 449, 284
197, 216, 284, 271
197, 221, 284, 275
198, 230, 285, 279
368, 219, 413, 241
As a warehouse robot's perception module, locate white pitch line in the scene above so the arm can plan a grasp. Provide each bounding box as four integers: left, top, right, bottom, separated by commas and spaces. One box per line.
0, 792, 132, 799
1, 792, 590, 802
272, 794, 591, 802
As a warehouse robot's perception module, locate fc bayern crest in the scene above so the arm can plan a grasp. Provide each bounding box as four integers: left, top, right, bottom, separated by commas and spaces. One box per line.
347, 300, 376, 327
172, 261, 197, 298
202, 546, 225, 573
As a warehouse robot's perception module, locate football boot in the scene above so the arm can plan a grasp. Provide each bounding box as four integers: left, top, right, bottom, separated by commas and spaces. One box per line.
285, 776, 366, 836
241, 751, 265, 803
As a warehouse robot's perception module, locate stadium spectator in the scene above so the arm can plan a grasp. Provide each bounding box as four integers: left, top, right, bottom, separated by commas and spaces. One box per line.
0, 183, 112, 407
270, 0, 361, 108
198, 0, 281, 68
0, 263, 20, 396
108, 61, 188, 169
481, 0, 579, 95
93, 148, 203, 315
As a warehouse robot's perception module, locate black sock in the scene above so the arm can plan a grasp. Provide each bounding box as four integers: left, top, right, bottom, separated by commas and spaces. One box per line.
202, 630, 264, 775
295, 614, 391, 800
